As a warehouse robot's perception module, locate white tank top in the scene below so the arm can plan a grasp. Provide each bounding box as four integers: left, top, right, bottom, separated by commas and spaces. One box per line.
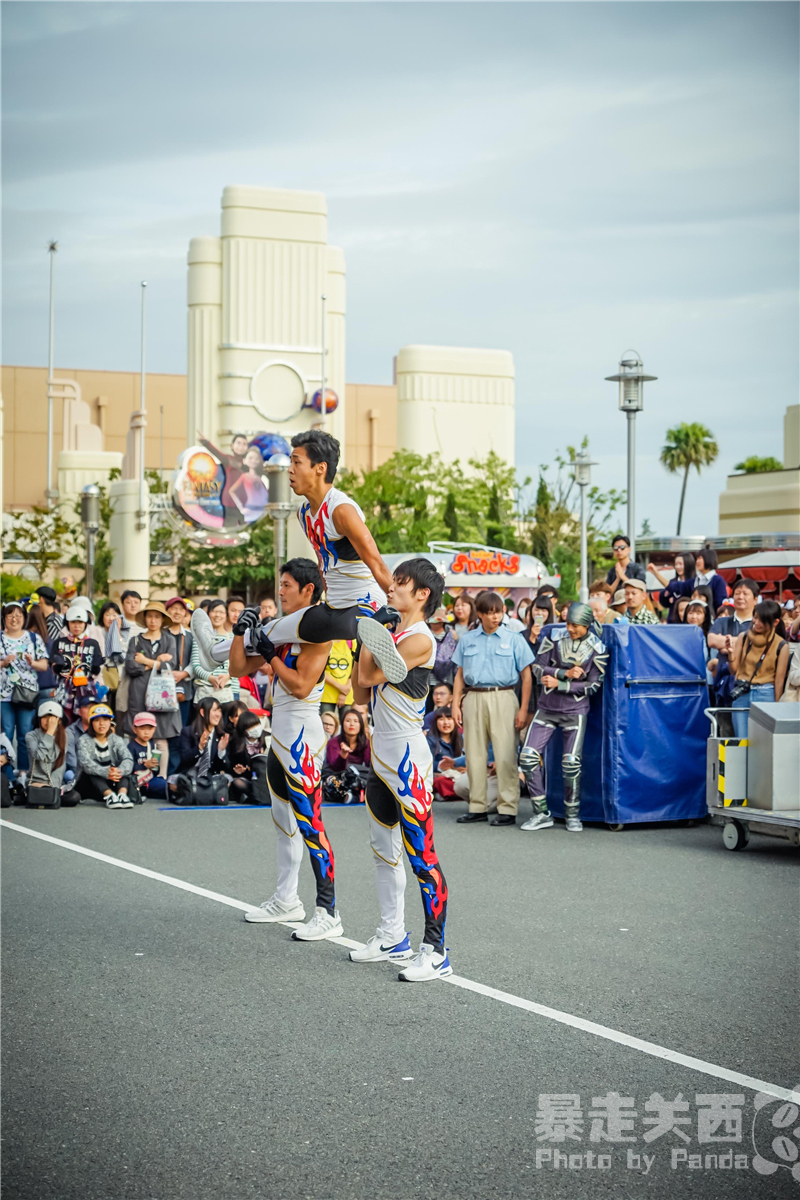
270, 642, 325, 741
298, 487, 380, 609
372, 622, 436, 741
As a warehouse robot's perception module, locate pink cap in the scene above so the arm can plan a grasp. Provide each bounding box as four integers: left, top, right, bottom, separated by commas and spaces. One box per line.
132, 711, 157, 728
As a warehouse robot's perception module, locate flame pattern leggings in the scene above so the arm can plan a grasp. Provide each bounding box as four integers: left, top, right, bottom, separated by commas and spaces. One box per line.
366, 766, 448, 951
267, 748, 336, 914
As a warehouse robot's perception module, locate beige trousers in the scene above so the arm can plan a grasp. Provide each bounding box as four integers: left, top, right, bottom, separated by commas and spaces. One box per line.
462, 689, 520, 815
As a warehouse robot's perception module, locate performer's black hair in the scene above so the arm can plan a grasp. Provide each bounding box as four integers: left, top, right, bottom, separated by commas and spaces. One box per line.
393, 558, 444, 619
281, 557, 325, 605
291, 430, 340, 482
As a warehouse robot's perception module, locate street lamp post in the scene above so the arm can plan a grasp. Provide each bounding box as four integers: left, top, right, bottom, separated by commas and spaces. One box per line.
572, 450, 596, 603
605, 351, 657, 559
80, 484, 101, 603
46, 241, 58, 508
136, 282, 148, 530
264, 453, 294, 616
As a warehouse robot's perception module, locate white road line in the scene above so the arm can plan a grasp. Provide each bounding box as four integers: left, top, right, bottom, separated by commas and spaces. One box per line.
3, 819, 794, 1103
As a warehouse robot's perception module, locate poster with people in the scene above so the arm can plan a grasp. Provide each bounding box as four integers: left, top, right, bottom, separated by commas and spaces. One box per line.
172, 432, 289, 531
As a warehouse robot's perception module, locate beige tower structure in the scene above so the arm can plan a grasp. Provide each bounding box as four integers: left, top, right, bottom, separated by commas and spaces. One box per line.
395, 345, 515, 466
718, 404, 800, 535
187, 187, 346, 453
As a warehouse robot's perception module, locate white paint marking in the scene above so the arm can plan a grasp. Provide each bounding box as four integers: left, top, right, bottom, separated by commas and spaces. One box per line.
3, 819, 793, 1103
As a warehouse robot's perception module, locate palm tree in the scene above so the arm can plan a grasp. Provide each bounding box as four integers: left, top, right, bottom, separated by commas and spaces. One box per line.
660, 423, 719, 535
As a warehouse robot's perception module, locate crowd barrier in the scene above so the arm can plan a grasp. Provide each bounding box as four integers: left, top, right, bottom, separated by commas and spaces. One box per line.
542, 623, 709, 826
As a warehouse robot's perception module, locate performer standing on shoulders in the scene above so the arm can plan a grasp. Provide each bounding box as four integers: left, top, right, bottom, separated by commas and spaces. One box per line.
193, 430, 408, 683
237, 558, 342, 943
351, 557, 451, 983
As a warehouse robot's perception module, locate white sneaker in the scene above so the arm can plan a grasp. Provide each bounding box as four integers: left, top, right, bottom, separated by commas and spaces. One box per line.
357, 619, 408, 684
291, 907, 343, 941
349, 931, 414, 963
244, 894, 305, 923
566, 816, 584, 832
191, 607, 220, 672
398, 942, 453, 982
106, 792, 134, 810
520, 812, 554, 831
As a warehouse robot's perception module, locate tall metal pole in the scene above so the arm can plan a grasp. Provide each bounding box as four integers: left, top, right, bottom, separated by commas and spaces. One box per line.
579, 481, 588, 603
138, 282, 147, 529
46, 242, 57, 508
275, 514, 286, 616
627, 411, 636, 558
320, 293, 327, 416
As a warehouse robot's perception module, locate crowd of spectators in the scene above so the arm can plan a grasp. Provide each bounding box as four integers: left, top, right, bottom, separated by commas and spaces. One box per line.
2, 550, 798, 818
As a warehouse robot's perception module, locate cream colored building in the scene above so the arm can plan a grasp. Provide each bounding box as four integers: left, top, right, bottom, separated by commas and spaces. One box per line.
396, 344, 515, 465
3, 185, 516, 518
718, 404, 800, 535
187, 186, 347, 453
1, 364, 396, 511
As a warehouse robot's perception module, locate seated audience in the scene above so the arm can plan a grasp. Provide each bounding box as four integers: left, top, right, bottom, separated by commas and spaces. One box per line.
174, 697, 230, 777
226, 711, 270, 805
25, 701, 80, 807
128, 712, 168, 801
76, 703, 135, 810
322, 705, 370, 804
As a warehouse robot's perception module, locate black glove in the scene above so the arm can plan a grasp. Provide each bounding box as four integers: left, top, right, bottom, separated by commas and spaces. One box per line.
371, 605, 401, 631
233, 607, 261, 637
256, 629, 278, 664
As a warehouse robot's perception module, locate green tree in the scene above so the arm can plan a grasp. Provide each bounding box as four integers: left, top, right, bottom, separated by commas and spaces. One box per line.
2, 505, 72, 579
176, 518, 275, 600
443, 491, 459, 541
733, 455, 783, 474
660, 423, 719, 536
519, 440, 625, 596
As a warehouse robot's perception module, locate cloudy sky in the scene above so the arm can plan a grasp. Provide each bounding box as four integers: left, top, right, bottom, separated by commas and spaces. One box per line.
3, 1, 798, 537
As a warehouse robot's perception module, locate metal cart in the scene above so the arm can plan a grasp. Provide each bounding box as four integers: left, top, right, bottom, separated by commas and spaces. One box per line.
705, 707, 800, 851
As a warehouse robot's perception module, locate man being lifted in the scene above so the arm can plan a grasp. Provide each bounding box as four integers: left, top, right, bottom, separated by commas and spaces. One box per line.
238, 558, 342, 942
193, 430, 409, 684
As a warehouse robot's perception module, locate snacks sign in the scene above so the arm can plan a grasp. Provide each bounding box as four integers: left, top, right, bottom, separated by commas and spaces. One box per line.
450, 550, 520, 576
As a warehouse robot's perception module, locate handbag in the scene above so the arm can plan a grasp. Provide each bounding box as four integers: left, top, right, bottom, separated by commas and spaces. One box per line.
193, 680, 234, 705
172, 773, 228, 806
145, 663, 179, 713
4, 633, 39, 706
25, 759, 61, 809
102, 664, 121, 691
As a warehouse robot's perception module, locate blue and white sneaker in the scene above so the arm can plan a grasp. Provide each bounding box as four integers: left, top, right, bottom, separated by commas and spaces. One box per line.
349, 931, 414, 963
397, 942, 453, 982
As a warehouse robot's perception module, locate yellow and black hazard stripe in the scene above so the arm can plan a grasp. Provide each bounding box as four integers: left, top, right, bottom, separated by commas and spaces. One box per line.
718, 738, 747, 807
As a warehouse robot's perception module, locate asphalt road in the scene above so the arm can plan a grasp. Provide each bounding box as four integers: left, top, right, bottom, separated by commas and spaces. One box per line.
2, 796, 798, 1200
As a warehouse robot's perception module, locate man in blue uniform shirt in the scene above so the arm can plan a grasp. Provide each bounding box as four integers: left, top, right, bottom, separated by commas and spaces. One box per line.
451, 592, 533, 827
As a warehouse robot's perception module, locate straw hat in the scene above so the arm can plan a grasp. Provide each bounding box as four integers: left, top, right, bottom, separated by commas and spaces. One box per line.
135, 600, 171, 626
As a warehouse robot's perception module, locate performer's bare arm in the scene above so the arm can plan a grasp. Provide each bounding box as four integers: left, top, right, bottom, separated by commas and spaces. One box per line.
358, 635, 431, 688
332, 505, 393, 594
272, 641, 332, 700
228, 635, 261, 678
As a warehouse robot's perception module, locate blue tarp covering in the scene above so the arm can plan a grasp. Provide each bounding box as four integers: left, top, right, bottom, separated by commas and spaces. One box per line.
542, 623, 709, 825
